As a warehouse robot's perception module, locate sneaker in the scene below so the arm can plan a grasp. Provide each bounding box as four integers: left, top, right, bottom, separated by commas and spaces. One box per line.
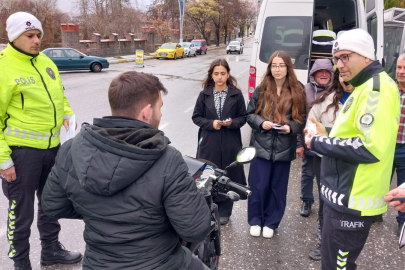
398, 221, 404, 237
262, 226, 274, 238
300, 201, 312, 217
250, 225, 261, 237
14, 257, 32, 270
41, 241, 82, 266
309, 244, 321, 261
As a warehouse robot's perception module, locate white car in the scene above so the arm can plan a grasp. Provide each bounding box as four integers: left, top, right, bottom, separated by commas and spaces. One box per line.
180, 42, 197, 57
226, 41, 243, 54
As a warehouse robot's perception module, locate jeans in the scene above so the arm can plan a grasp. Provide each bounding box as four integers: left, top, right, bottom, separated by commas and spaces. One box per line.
393, 145, 405, 223
300, 153, 315, 204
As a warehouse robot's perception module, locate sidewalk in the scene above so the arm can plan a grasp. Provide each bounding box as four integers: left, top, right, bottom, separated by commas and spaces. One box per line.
106, 36, 252, 64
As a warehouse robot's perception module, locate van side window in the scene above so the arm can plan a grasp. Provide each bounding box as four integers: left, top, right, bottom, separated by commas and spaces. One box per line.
259, 16, 312, 69
367, 15, 378, 55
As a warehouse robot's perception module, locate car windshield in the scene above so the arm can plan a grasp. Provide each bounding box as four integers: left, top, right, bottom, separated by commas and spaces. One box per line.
181, 43, 190, 47
191, 41, 201, 46
161, 44, 175, 49
230, 41, 239, 45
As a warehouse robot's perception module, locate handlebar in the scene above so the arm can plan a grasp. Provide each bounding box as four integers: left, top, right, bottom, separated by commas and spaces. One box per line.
227, 181, 252, 197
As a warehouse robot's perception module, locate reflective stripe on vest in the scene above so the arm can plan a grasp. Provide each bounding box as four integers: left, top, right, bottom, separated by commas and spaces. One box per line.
321, 184, 345, 206
348, 196, 386, 211
4, 127, 59, 141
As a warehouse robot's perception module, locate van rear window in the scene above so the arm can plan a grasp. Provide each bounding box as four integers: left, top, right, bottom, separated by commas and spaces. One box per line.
260, 16, 312, 69
192, 41, 202, 46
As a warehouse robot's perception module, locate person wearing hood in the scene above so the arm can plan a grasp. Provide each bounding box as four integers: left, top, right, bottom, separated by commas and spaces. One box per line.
41, 71, 211, 270
0, 12, 81, 269
297, 59, 334, 218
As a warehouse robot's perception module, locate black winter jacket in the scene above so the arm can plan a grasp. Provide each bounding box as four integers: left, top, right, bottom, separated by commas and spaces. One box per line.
247, 87, 305, 161
41, 116, 211, 270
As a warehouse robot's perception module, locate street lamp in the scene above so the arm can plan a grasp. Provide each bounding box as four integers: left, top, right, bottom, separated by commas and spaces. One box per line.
178, 0, 185, 43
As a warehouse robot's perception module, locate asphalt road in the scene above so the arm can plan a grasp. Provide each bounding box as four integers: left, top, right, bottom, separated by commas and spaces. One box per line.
1, 38, 404, 270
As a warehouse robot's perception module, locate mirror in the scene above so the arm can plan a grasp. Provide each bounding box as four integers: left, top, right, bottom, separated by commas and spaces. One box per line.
80, 55, 84, 59
236, 147, 257, 164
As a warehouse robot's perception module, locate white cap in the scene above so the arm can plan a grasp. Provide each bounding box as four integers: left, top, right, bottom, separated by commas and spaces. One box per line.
332, 29, 375, 60
6, 12, 44, 42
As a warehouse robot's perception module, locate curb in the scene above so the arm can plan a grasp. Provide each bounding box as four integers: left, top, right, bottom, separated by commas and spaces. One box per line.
108, 36, 251, 65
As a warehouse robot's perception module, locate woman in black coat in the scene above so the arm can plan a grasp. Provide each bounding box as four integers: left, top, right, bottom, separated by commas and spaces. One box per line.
192, 58, 247, 225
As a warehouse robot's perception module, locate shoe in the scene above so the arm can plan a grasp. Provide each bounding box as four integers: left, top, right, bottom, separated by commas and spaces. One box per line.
41, 241, 82, 266
309, 244, 321, 261
300, 201, 312, 217
262, 226, 274, 238
14, 257, 32, 270
398, 221, 404, 237
220, 217, 229, 225
250, 225, 261, 237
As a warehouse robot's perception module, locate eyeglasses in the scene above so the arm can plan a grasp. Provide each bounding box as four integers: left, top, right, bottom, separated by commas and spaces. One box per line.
271, 64, 287, 70
332, 52, 355, 65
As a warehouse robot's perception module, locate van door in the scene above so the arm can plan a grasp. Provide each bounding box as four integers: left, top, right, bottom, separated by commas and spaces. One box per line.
252, 0, 314, 86
365, 0, 384, 63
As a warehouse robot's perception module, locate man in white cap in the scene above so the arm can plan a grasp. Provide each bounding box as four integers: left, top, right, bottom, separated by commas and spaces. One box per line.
0, 12, 82, 269
305, 28, 399, 269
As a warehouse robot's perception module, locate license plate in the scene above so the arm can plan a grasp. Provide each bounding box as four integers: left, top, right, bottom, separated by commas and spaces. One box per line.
160, 53, 167, 56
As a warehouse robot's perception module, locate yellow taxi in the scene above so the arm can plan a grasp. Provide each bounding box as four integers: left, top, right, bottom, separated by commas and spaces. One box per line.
156, 43, 184, 60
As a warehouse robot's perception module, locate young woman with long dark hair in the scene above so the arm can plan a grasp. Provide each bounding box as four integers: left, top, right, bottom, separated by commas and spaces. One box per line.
192, 59, 247, 225
247, 50, 306, 238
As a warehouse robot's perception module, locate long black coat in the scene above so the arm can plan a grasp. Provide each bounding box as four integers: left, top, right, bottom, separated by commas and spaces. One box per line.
192, 86, 247, 185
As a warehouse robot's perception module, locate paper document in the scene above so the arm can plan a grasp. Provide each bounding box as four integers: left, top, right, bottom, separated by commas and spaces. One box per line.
66, 114, 76, 140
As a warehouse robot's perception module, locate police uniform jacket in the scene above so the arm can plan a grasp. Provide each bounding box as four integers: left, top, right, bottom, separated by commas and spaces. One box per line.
0, 44, 74, 170
311, 61, 400, 216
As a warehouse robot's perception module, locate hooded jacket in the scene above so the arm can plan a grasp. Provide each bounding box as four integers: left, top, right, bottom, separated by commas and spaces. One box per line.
41, 116, 211, 270
297, 59, 334, 149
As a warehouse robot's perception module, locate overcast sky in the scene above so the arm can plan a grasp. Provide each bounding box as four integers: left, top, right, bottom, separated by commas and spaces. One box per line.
56, 0, 152, 13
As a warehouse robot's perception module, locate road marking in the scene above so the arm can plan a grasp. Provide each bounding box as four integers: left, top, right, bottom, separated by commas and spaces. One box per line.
235, 68, 248, 78
184, 106, 194, 113
159, 122, 170, 130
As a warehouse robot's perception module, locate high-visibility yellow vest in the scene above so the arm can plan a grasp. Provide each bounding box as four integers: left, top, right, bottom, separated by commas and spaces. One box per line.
0, 44, 74, 169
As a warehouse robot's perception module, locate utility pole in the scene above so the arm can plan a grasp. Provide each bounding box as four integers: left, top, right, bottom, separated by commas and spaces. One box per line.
178, 0, 185, 42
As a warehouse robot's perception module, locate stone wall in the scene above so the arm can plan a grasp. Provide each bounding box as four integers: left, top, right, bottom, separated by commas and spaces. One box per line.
61, 24, 149, 57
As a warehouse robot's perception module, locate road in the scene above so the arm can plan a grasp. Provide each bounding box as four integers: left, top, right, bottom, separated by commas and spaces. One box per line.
0, 38, 404, 269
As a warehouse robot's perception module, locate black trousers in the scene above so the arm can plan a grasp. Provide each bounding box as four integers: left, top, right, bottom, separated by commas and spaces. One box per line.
321, 204, 374, 270
1, 146, 61, 261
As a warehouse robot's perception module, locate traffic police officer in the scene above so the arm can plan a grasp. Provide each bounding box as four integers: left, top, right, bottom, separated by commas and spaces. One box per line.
305, 29, 400, 269
0, 12, 82, 269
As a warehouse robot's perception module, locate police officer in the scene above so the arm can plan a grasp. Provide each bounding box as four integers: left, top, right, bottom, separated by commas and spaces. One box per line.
305, 29, 399, 269
0, 12, 82, 269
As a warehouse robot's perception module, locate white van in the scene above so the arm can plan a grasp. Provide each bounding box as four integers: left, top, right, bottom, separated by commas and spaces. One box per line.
248, 0, 384, 99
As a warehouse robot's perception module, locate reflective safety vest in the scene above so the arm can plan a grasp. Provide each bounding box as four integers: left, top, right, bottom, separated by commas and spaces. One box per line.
311, 62, 400, 216
0, 44, 74, 170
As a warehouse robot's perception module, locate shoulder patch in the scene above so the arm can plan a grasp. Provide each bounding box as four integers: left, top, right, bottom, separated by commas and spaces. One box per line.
46, 67, 56, 80
360, 113, 374, 127
343, 97, 354, 113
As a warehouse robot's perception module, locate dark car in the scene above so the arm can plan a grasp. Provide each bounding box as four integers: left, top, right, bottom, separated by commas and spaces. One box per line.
42, 48, 109, 72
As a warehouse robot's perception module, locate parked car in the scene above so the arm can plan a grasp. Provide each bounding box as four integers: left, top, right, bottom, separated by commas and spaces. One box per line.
235, 37, 244, 46
191, 39, 207, 55
226, 41, 243, 54
155, 43, 184, 60
180, 42, 197, 57
42, 48, 109, 72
